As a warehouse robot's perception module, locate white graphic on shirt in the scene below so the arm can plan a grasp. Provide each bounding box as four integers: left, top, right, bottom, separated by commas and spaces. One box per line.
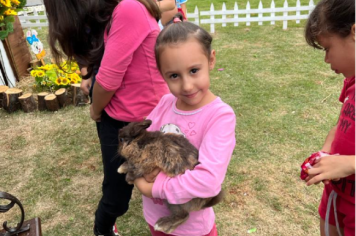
160, 123, 185, 137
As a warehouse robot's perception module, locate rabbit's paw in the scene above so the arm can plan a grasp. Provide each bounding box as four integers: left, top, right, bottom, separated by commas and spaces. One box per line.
154, 217, 176, 234
118, 162, 128, 174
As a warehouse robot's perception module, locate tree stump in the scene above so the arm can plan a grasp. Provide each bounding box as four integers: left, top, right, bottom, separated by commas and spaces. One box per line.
71, 84, 89, 106
0, 85, 9, 108
30, 59, 42, 69
2, 88, 23, 113
44, 94, 59, 112
55, 88, 68, 108
37, 92, 49, 111
19, 93, 37, 113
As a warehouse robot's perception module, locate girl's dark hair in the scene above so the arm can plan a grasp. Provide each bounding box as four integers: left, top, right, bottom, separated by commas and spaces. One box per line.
305, 0, 355, 49
44, 0, 160, 79
155, 13, 213, 72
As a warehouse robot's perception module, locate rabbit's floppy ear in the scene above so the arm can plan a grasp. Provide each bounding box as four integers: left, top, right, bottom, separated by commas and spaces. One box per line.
130, 120, 152, 137
26, 30, 33, 45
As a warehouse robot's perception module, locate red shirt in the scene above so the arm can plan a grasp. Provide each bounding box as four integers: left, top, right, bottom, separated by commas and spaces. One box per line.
331, 76, 355, 204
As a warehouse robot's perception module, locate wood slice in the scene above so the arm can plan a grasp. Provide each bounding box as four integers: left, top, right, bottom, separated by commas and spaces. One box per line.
30, 59, 42, 69
3, 88, 23, 113
19, 93, 37, 113
0, 85, 9, 108
54, 88, 68, 108
37, 92, 49, 111
71, 84, 89, 106
44, 94, 59, 111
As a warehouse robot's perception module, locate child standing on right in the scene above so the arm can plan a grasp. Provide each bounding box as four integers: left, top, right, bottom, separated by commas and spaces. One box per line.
303, 0, 355, 236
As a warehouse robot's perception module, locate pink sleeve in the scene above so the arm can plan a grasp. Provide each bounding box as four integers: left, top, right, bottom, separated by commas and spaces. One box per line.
96, 0, 153, 91
152, 109, 236, 204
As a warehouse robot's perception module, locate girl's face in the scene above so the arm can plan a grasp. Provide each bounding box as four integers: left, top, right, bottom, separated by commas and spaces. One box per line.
317, 25, 355, 78
159, 38, 216, 111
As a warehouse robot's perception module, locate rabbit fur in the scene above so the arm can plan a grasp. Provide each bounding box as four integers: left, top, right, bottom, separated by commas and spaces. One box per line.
117, 119, 224, 234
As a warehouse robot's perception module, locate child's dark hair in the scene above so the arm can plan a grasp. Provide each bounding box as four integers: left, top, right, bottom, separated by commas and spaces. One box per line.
44, 0, 160, 79
305, 0, 355, 49
155, 13, 212, 72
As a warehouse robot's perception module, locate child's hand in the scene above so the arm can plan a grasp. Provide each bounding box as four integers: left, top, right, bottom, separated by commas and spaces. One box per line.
134, 177, 154, 198
306, 155, 355, 186
143, 168, 160, 183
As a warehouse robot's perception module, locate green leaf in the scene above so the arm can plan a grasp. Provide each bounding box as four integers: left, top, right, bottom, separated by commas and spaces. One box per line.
4, 16, 14, 23
0, 30, 8, 40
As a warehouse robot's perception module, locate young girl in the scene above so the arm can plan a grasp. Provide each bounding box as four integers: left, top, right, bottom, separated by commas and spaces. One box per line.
134, 14, 236, 236
304, 0, 355, 236
43, 0, 169, 235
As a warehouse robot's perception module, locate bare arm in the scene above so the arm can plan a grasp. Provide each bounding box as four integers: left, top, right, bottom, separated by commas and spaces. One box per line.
181, 3, 187, 16
320, 125, 337, 153
90, 82, 115, 122
80, 67, 92, 95
157, 0, 176, 12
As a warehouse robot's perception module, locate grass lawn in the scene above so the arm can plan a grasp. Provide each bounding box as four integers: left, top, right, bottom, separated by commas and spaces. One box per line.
1, 0, 344, 235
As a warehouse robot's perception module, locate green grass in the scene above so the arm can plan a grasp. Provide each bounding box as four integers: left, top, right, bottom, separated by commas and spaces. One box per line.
1, 0, 343, 235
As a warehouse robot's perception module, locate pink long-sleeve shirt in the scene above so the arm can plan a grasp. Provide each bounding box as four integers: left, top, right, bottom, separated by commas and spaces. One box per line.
144, 94, 236, 235
95, 0, 169, 122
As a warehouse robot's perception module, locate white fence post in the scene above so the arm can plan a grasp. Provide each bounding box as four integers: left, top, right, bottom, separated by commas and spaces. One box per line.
258, 1, 263, 25
246, 1, 251, 26
234, 2, 239, 27
308, 0, 314, 14
34, 8, 41, 29
222, 3, 226, 27
296, 0, 301, 24
283, 0, 288, 30
270, 0, 275, 25
210, 3, 215, 33
194, 6, 199, 25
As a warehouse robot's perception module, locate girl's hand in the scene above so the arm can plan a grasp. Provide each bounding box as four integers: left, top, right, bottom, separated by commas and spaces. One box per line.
80, 77, 92, 95
306, 155, 355, 186
90, 105, 101, 122
144, 168, 160, 183
134, 177, 154, 198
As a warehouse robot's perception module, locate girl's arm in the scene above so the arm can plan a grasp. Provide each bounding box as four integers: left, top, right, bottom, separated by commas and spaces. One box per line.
157, 0, 176, 12
320, 125, 337, 153
90, 82, 115, 121
152, 109, 236, 204
181, 3, 187, 16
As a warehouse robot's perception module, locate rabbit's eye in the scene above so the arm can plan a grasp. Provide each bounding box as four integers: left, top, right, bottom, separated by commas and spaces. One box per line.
119, 138, 124, 143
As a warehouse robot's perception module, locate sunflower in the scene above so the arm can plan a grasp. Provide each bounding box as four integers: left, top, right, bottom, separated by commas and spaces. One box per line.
4, 9, 17, 16
61, 77, 69, 86
41, 81, 46, 86
36, 70, 45, 77
30, 70, 37, 77
55, 77, 62, 85
10, 0, 20, 5
0, 0, 11, 7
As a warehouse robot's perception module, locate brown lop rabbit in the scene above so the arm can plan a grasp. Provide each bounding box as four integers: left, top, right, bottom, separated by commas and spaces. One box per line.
117, 119, 224, 234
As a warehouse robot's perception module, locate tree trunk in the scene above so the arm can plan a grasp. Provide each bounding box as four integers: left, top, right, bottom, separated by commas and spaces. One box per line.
0, 85, 9, 108
44, 94, 59, 111
19, 93, 37, 113
37, 92, 49, 111
55, 88, 68, 108
2, 88, 23, 113
71, 84, 89, 106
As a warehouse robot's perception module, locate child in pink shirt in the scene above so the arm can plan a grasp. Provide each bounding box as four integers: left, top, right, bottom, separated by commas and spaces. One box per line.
134, 14, 236, 236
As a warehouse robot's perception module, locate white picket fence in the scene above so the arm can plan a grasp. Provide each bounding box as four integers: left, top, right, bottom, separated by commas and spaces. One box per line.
18, 0, 315, 33
199, 0, 315, 33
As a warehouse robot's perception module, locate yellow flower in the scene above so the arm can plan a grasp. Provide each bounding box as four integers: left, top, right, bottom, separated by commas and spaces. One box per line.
0, 16, 4, 21
4, 9, 17, 16
33, 84, 36, 88
30, 70, 38, 77
36, 70, 45, 77
0, 0, 11, 7
38, 64, 53, 71
55, 77, 62, 85
41, 81, 46, 86
61, 77, 69, 85
10, 0, 20, 5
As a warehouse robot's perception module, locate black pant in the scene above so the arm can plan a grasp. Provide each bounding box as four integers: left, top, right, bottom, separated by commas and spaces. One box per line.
94, 111, 133, 234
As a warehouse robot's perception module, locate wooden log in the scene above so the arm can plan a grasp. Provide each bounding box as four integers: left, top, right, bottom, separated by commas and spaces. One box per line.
71, 83, 89, 106
37, 92, 49, 111
2, 88, 23, 113
19, 93, 37, 113
44, 94, 59, 112
55, 88, 68, 108
0, 85, 9, 108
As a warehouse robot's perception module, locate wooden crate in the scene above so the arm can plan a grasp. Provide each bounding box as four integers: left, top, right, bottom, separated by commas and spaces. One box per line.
4, 16, 32, 80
